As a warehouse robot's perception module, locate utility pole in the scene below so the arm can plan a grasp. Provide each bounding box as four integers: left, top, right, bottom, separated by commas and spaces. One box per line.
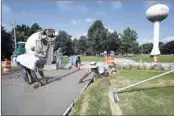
12, 18, 17, 50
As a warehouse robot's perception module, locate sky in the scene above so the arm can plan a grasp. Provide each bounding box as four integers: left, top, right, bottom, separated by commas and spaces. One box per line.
2, 1, 174, 44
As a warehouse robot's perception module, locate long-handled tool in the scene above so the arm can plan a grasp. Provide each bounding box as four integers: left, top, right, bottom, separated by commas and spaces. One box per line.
33, 68, 81, 89
111, 70, 174, 103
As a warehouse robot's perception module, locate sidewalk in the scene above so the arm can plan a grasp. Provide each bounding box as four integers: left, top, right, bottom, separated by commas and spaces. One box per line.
2, 68, 94, 115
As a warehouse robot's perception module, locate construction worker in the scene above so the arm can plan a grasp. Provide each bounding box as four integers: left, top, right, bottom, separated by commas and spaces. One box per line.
78, 61, 116, 83
16, 29, 56, 87
55, 48, 63, 70
68, 55, 81, 70
16, 61, 45, 85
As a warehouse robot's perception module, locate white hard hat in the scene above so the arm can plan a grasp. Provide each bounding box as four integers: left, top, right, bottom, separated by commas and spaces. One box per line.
89, 61, 98, 69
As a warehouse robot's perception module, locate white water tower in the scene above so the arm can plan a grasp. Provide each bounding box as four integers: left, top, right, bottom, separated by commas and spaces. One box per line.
146, 4, 169, 62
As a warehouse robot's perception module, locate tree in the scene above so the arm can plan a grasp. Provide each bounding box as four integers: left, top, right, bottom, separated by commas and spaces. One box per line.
159, 42, 165, 54
129, 42, 140, 54
54, 30, 73, 55
30, 23, 42, 35
120, 28, 138, 55
12, 24, 31, 42
1, 26, 13, 60
77, 36, 88, 55
87, 20, 108, 55
107, 31, 121, 54
163, 41, 174, 54
11, 23, 38, 42
72, 38, 78, 54
140, 43, 153, 54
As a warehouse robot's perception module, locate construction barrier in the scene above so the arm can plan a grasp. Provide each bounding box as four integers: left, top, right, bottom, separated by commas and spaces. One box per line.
3, 59, 11, 73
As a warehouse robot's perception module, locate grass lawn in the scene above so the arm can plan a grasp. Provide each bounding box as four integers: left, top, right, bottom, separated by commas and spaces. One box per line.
128, 55, 174, 63
70, 69, 174, 115
111, 69, 174, 115
70, 78, 112, 115
63, 56, 104, 62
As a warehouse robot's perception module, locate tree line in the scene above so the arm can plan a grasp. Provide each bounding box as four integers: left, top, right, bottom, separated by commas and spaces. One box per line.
1, 20, 174, 60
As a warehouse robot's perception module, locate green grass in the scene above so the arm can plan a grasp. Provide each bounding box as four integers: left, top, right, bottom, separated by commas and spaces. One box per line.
70, 78, 112, 115
63, 56, 104, 62
11, 66, 18, 71
128, 55, 174, 63
111, 69, 174, 115
70, 69, 174, 115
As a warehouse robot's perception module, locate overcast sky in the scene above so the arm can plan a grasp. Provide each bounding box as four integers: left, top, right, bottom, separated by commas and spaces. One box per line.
2, 1, 174, 44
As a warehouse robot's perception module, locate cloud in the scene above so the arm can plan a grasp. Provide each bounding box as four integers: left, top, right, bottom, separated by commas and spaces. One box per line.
82, 32, 87, 36
138, 38, 153, 45
84, 18, 94, 23
138, 36, 174, 45
71, 20, 77, 24
111, 1, 122, 9
71, 18, 95, 24
104, 26, 114, 33
2, 4, 11, 13
161, 36, 174, 43
71, 20, 82, 24
2, 23, 11, 31
2, 23, 6, 27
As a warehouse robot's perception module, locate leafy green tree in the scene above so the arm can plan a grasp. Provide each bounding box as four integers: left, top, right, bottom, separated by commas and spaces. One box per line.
159, 42, 165, 54
1, 26, 13, 60
140, 43, 153, 54
11, 24, 37, 42
72, 38, 78, 54
77, 36, 88, 55
54, 30, 73, 55
163, 41, 174, 54
129, 42, 140, 54
87, 20, 108, 55
121, 28, 138, 56
107, 31, 121, 54
30, 23, 42, 35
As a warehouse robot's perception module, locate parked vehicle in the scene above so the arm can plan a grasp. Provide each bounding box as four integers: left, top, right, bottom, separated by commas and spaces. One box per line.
11, 41, 26, 63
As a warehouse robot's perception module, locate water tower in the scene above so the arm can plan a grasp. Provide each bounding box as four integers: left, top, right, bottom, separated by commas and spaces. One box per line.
146, 4, 169, 63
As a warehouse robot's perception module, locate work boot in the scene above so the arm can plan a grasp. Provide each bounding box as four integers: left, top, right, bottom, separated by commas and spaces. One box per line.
40, 79, 47, 86
78, 79, 83, 83
28, 81, 34, 85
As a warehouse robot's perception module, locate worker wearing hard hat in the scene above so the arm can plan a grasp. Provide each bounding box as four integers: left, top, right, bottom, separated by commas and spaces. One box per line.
78, 61, 116, 83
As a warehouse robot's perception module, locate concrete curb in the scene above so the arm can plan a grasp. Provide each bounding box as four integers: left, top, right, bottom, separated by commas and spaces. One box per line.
62, 73, 95, 116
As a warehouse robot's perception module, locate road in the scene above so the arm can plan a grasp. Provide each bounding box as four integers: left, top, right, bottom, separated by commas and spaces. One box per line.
2, 68, 93, 115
